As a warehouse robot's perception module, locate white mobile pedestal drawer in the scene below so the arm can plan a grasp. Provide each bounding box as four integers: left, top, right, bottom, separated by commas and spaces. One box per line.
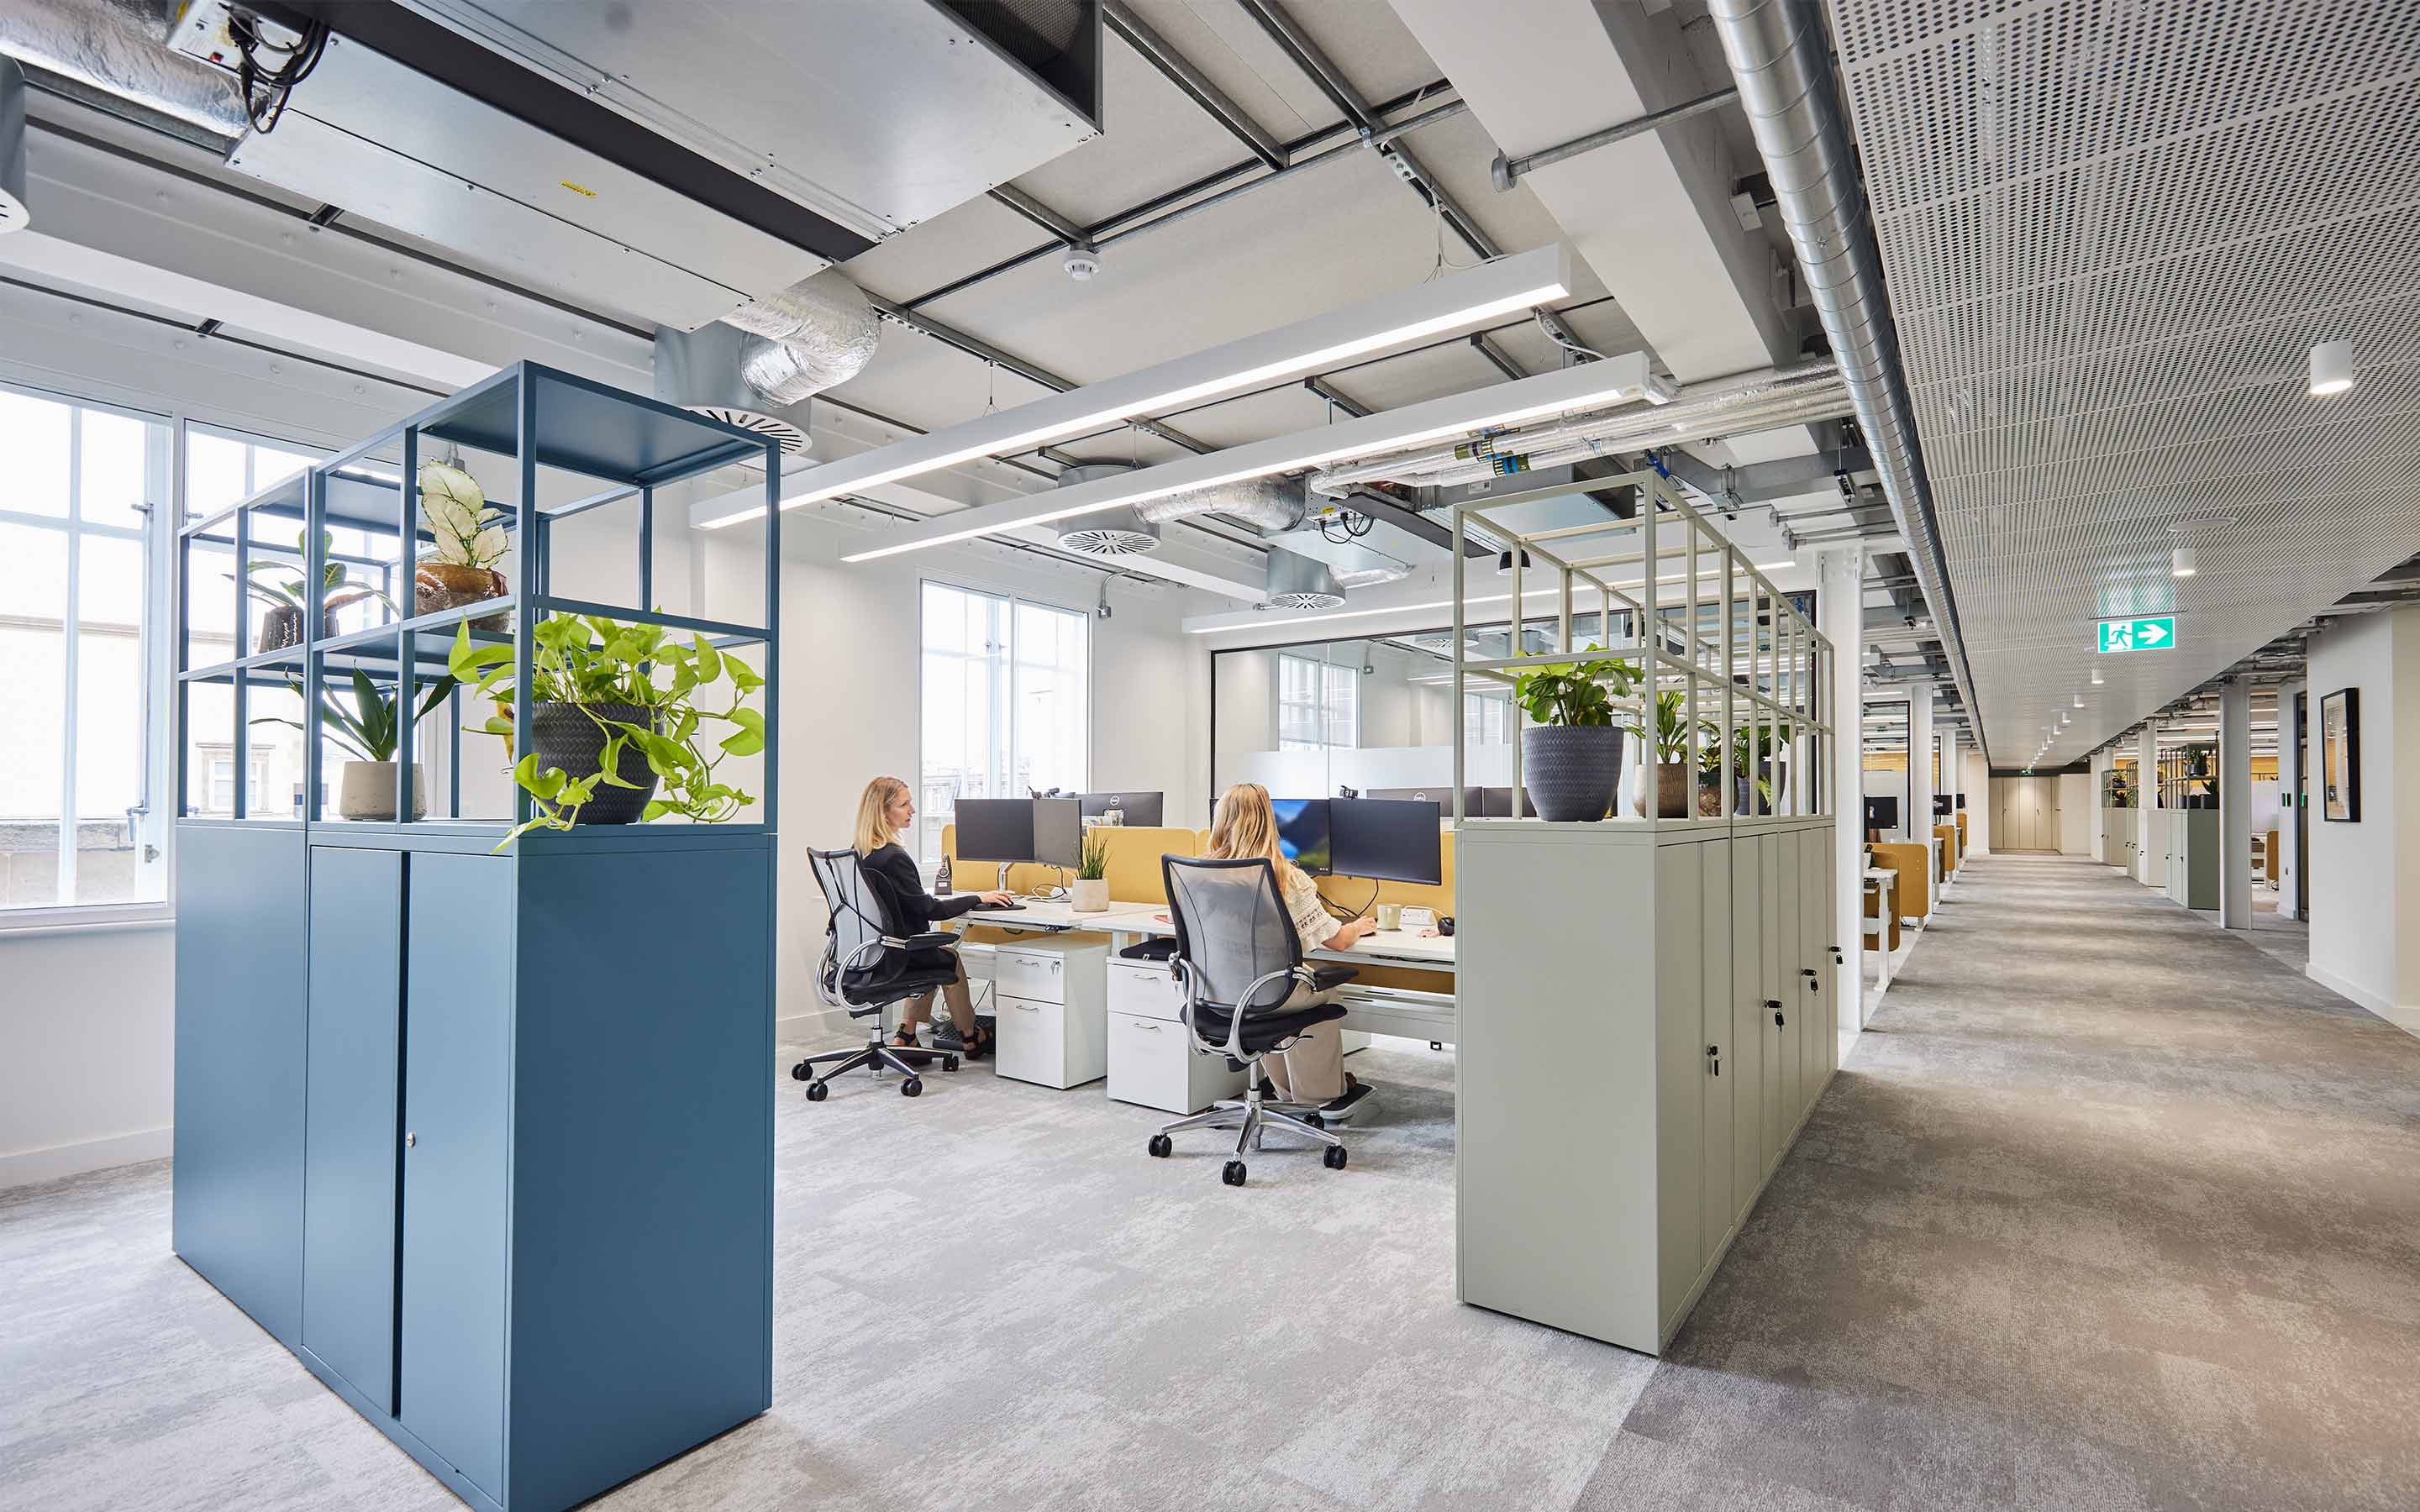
992, 935, 1109, 1089
1106, 957, 1245, 1114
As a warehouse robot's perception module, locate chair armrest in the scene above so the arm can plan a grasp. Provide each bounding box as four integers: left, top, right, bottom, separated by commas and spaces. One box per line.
1307, 964, 1359, 992
895, 931, 960, 952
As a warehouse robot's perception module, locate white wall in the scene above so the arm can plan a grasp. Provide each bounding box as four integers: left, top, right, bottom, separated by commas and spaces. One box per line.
0, 922, 176, 1186
2304, 606, 2420, 1031
1965, 752, 1990, 853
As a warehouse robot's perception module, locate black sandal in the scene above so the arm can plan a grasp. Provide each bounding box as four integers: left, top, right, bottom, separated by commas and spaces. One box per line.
962, 1024, 995, 1060
890, 1028, 922, 1049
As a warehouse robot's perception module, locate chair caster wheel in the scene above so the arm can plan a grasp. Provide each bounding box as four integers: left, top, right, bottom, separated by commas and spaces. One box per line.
790, 1062, 810, 1081
1323, 1145, 1348, 1170
943, 1055, 960, 1073
902, 1076, 923, 1097
805, 1081, 829, 1102
1147, 1134, 1172, 1158
1301, 1111, 1325, 1131
1222, 1160, 1247, 1186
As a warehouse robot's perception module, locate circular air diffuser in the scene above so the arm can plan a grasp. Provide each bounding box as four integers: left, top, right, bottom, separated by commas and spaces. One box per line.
1059, 506, 1160, 556
687, 407, 810, 457
1263, 553, 1344, 611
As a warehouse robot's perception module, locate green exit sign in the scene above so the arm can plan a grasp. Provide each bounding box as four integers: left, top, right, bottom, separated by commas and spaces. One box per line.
2097, 616, 2175, 654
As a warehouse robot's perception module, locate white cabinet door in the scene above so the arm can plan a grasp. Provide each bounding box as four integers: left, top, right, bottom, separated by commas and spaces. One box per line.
1770, 828, 1801, 1154
1699, 837, 1736, 1264
1730, 835, 1766, 1222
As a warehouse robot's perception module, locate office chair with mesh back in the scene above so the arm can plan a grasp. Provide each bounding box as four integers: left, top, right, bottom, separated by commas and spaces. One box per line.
1147, 855, 1356, 1186
792, 848, 961, 1100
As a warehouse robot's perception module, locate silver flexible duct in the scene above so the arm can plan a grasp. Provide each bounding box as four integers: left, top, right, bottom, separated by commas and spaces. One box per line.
0, 0, 246, 139
1134, 474, 1307, 533
1707, 0, 1981, 744
721, 268, 881, 407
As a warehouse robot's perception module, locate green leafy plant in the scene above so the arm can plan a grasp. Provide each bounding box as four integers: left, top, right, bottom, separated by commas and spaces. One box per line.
251, 668, 456, 764
1509, 646, 1635, 727
1702, 717, 1795, 806
239, 529, 392, 616
1077, 829, 1110, 883
419, 460, 506, 570
450, 614, 765, 848
1637, 686, 1718, 764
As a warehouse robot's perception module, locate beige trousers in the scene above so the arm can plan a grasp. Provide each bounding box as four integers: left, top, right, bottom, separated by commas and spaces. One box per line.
1260, 984, 1344, 1103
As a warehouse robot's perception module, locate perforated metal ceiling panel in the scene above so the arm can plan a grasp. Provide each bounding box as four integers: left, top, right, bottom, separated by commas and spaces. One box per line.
1828, 0, 2420, 765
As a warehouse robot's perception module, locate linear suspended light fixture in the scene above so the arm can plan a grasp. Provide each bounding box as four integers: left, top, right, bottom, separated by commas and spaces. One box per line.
693, 244, 1575, 529
838, 351, 1670, 562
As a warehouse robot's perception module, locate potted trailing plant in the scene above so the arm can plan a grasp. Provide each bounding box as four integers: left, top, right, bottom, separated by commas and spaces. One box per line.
241, 529, 391, 653
1629, 686, 1720, 817
1071, 829, 1111, 912
1509, 647, 1633, 822
416, 459, 510, 628
450, 614, 765, 848
252, 668, 456, 821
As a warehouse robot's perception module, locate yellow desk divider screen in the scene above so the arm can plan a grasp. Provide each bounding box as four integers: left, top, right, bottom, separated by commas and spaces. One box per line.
1868, 841, 1930, 922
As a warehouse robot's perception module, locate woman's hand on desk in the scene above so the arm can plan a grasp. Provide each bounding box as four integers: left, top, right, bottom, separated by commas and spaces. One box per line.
1323, 916, 1376, 949
978, 890, 1015, 907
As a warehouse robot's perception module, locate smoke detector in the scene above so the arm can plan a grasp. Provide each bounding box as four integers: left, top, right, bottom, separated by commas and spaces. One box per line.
1063, 248, 1102, 281
1053, 465, 1160, 555
1262, 553, 1344, 611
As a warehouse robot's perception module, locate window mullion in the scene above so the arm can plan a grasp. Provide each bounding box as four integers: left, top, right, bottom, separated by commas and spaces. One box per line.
58, 409, 83, 906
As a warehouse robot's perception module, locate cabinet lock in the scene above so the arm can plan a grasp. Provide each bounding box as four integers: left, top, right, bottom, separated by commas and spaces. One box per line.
1706, 1044, 1720, 1077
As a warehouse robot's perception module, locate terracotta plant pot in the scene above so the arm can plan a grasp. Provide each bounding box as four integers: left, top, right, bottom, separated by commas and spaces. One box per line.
1628, 761, 1696, 818
1521, 725, 1624, 822
415, 562, 510, 629
338, 760, 428, 822
1071, 878, 1110, 913
529, 701, 659, 824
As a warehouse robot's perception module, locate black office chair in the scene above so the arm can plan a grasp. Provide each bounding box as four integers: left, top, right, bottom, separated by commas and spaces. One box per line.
1147, 855, 1356, 1186
792, 848, 960, 1100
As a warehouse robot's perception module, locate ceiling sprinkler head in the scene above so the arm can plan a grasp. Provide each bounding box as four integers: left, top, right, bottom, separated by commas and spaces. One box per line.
1063, 248, 1102, 281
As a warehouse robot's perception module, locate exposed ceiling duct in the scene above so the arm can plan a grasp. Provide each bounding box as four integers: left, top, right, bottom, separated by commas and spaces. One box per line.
1264, 552, 1344, 611
1306, 361, 1847, 496
1, 55, 27, 234
0, 0, 247, 141
652, 268, 882, 455
1133, 474, 1308, 534
1052, 464, 1161, 557
1706, 0, 1981, 752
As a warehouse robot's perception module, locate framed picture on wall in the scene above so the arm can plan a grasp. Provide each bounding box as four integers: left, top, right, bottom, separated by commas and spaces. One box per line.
2320, 687, 2360, 822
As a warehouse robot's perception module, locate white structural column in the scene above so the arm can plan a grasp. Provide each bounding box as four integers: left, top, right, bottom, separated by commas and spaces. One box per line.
2277, 681, 2303, 918
1819, 546, 1865, 1028
2137, 722, 2160, 879
1910, 693, 1935, 891
2220, 683, 2254, 928
1941, 724, 1960, 838
2091, 748, 2111, 860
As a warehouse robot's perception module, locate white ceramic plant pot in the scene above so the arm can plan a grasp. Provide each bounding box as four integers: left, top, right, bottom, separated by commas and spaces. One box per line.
1071, 878, 1110, 913
339, 760, 428, 822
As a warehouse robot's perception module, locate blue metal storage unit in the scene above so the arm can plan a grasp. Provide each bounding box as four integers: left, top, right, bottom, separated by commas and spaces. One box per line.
172, 365, 781, 1512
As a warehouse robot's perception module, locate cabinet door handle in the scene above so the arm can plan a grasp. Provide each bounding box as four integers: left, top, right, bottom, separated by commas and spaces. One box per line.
1706, 1044, 1720, 1078
403, 1132, 416, 1148
1010, 1001, 1039, 1012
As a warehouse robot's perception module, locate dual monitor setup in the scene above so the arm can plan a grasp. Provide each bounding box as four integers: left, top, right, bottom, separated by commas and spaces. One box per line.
955, 792, 1166, 873
951, 792, 1444, 886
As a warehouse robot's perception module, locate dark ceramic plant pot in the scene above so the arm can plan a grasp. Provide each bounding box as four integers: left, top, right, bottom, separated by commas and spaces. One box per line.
530, 701, 659, 824
1733, 762, 1786, 816
1521, 725, 1623, 822
255, 604, 342, 654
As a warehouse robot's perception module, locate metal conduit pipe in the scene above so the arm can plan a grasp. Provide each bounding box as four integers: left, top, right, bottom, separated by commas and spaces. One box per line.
1707, 0, 1982, 751
1308, 362, 1844, 496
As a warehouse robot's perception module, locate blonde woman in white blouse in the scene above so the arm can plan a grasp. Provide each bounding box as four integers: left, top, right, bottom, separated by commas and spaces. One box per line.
1202, 784, 1376, 1117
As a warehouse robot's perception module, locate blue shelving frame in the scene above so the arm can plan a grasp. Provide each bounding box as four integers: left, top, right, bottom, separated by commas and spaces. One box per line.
171, 365, 782, 1512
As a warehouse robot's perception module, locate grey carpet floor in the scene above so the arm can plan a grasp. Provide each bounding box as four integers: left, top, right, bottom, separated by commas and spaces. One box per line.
5, 853, 2417, 1510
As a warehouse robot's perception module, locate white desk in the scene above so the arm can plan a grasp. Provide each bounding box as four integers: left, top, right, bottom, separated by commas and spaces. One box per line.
956, 897, 1457, 1042
1860, 869, 1896, 993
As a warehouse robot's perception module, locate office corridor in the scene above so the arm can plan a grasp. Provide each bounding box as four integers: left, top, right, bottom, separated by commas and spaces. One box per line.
1582, 853, 2420, 1511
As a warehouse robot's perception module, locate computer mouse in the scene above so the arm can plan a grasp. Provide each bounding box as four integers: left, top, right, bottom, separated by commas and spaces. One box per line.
1439, 916, 1455, 937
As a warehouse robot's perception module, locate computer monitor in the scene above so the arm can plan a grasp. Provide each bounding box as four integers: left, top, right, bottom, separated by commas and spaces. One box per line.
1862, 795, 1898, 833
1033, 797, 1083, 869
1955, 792, 1966, 809
1330, 798, 1444, 885
1080, 791, 1163, 827
1933, 793, 1954, 816
1368, 786, 1447, 803
953, 798, 1034, 863
1471, 785, 1539, 819
1268, 797, 1332, 875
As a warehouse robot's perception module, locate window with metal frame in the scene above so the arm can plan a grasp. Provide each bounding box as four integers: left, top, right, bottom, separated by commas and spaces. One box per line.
1277, 651, 1357, 753
918, 581, 1089, 866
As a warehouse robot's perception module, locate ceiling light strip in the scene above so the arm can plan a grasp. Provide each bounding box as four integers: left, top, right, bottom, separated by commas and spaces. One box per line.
692, 244, 1574, 530
838, 352, 1664, 562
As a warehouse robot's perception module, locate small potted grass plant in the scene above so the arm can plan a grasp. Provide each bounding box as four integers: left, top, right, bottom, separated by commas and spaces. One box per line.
254, 669, 456, 821
1071, 829, 1112, 912
1509, 647, 1633, 822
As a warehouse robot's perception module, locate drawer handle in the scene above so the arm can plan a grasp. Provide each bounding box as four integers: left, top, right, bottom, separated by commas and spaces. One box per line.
1010, 1001, 1039, 1012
